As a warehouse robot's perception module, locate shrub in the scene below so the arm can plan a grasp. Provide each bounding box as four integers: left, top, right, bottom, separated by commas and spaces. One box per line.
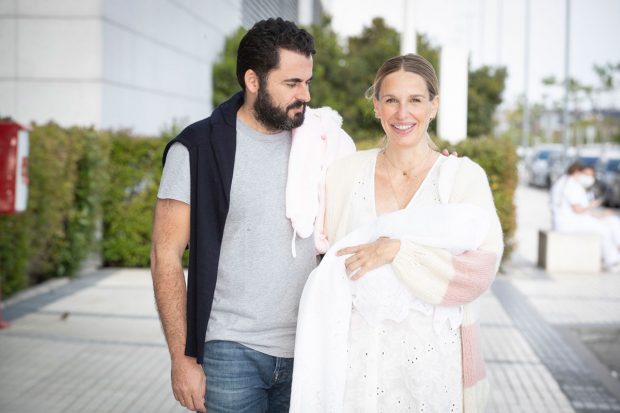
101, 133, 167, 267
60, 128, 109, 276
0, 214, 29, 296
0, 123, 187, 297
0, 123, 109, 296
26, 123, 83, 279
454, 137, 518, 264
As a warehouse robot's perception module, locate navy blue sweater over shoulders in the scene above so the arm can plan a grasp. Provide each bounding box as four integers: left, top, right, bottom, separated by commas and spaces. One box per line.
161, 92, 243, 363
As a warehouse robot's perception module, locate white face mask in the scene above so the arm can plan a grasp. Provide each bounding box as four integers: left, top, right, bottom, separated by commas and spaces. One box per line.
578, 174, 595, 188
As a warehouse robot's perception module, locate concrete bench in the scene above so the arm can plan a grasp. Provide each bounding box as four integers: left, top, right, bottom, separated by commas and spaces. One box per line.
537, 230, 601, 273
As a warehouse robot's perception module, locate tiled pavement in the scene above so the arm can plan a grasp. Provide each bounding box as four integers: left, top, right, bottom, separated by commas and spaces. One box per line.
0, 269, 179, 413
1, 184, 620, 412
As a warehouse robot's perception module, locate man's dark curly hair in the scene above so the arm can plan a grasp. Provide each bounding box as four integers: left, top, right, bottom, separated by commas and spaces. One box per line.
236, 18, 315, 90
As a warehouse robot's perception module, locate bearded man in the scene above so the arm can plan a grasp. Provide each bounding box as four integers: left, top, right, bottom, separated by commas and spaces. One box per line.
150, 18, 354, 413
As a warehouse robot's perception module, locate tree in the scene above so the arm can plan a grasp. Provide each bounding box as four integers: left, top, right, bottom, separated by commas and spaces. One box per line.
212, 27, 247, 107
305, 16, 349, 113
467, 66, 507, 138
344, 17, 401, 141
592, 62, 620, 143
593, 61, 620, 92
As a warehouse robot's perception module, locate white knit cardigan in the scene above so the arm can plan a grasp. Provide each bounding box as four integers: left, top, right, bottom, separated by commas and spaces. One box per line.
322, 149, 504, 413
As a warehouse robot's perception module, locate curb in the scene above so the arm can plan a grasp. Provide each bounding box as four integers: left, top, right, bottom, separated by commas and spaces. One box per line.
2, 252, 103, 310
3, 277, 70, 308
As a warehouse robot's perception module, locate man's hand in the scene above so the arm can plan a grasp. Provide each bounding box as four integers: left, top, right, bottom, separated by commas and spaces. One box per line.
172, 355, 207, 412
441, 148, 458, 157
337, 237, 401, 280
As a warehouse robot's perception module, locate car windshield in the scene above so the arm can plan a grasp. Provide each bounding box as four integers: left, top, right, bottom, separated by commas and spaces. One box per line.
536, 151, 551, 160
607, 159, 620, 172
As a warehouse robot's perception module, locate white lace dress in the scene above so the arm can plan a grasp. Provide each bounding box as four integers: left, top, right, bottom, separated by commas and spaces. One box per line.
342, 152, 463, 413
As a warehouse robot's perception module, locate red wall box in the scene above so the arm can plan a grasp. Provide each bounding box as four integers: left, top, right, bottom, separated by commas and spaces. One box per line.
0, 121, 30, 214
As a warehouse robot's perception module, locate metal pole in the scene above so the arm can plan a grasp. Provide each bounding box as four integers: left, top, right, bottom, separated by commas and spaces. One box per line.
521, 0, 531, 149
562, 0, 571, 156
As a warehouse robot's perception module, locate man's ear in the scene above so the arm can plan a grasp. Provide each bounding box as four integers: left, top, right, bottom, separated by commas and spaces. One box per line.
244, 69, 260, 94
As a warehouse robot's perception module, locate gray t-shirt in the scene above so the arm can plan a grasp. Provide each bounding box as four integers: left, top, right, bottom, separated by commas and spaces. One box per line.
157, 119, 317, 357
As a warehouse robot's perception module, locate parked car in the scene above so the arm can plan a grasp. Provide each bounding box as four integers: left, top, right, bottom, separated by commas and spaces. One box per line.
593, 149, 620, 207
600, 158, 620, 206
526, 144, 564, 188
548, 153, 569, 186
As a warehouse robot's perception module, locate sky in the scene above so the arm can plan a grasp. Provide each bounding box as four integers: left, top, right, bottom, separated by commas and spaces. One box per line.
322, 0, 620, 109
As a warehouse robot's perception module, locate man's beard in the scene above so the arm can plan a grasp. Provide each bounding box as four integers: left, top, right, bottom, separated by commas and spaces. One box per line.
253, 87, 306, 131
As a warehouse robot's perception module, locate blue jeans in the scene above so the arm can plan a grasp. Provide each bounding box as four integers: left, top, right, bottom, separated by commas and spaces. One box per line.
202, 340, 294, 413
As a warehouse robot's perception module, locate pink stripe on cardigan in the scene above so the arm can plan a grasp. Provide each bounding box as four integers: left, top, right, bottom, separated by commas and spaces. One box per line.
461, 323, 487, 387
442, 250, 498, 306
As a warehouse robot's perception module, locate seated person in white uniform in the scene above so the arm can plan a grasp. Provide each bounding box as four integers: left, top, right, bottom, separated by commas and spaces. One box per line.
550, 161, 620, 270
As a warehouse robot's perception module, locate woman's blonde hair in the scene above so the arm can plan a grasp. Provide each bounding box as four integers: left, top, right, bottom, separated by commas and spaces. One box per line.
366, 54, 439, 101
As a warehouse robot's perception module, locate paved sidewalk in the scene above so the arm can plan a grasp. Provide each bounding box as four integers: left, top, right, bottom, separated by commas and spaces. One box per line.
1, 183, 619, 412
0, 269, 178, 413
482, 184, 620, 412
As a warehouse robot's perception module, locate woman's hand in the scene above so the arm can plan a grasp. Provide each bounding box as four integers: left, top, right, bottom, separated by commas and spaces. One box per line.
337, 237, 401, 280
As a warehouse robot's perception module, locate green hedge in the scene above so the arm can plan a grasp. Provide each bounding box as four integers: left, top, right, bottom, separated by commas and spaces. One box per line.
61, 127, 108, 276
454, 137, 518, 264
0, 124, 169, 296
0, 214, 29, 295
101, 133, 166, 267
0, 123, 107, 295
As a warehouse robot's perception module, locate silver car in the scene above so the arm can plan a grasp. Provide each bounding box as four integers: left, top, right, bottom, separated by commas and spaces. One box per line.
527, 145, 564, 188
526, 145, 562, 188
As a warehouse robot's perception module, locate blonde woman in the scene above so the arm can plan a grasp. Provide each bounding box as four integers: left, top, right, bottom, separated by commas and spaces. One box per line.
291, 54, 504, 413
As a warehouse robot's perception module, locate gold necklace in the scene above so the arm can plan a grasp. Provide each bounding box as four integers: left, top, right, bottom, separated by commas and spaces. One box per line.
382, 150, 433, 209
382, 149, 432, 177
382, 148, 433, 177
384, 157, 405, 208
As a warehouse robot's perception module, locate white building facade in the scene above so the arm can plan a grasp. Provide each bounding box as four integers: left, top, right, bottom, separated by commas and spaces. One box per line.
0, 0, 320, 135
